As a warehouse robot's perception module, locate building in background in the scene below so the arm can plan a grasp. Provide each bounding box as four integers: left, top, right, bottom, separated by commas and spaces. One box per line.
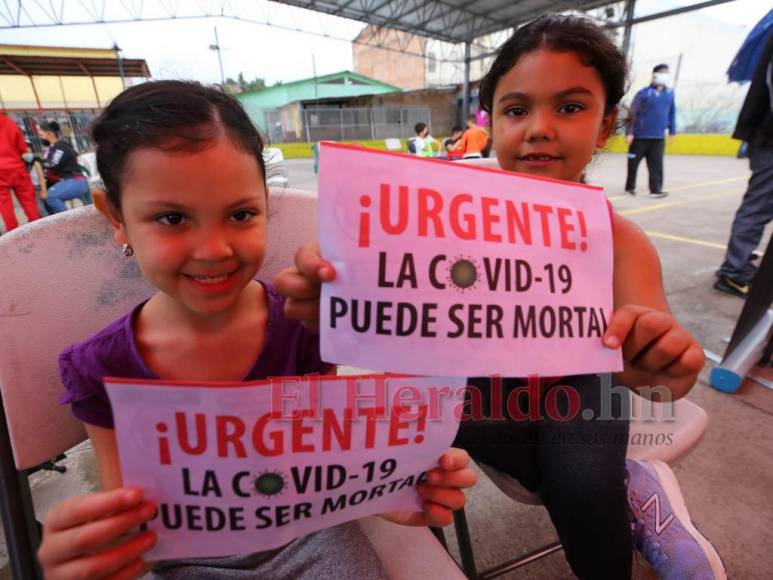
237, 70, 400, 142
352, 25, 427, 90
0, 44, 149, 152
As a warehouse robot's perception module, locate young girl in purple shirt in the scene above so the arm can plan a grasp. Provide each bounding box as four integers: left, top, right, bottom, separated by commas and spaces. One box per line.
38, 80, 476, 579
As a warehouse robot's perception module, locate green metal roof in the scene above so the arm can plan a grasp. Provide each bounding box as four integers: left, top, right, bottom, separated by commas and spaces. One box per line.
237, 70, 399, 113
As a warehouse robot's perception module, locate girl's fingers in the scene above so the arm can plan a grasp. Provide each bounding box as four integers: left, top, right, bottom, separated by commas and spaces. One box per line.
631, 329, 691, 372
102, 558, 149, 580
424, 468, 477, 489
661, 344, 705, 379
620, 310, 672, 362
48, 531, 155, 580
421, 502, 455, 527
438, 447, 470, 471
603, 305, 648, 349
283, 297, 321, 326
294, 244, 336, 282
43, 488, 143, 532
41, 502, 156, 565
273, 269, 322, 301
417, 485, 466, 511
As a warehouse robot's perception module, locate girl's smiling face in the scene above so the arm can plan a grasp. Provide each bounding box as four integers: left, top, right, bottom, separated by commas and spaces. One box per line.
109, 135, 268, 316
491, 49, 617, 182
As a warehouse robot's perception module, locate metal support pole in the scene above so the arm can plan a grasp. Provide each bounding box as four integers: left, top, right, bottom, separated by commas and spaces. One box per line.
462, 41, 471, 123
113, 43, 126, 89
210, 27, 225, 86
621, 0, 637, 61
0, 396, 42, 580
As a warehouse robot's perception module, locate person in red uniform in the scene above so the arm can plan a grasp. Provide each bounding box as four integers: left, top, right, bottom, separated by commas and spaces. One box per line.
0, 113, 39, 232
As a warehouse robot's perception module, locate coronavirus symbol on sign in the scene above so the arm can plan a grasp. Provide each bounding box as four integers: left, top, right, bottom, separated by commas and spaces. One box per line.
254, 470, 287, 497
448, 256, 479, 292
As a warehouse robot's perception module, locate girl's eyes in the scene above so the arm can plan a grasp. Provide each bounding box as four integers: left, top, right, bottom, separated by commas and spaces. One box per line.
230, 209, 257, 223
154, 210, 258, 226
559, 103, 585, 114
504, 103, 586, 117
505, 106, 528, 117
156, 213, 187, 226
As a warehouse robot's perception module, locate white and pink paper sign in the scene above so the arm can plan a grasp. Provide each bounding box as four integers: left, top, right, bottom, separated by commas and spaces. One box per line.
105, 374, 465, 560
319, 143, 622, 376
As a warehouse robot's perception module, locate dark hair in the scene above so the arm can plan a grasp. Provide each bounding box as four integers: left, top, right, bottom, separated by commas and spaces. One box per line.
91, 80, 266, 209
414, 122, 427, 134
41, 121, 61, 135
451, 125, 463, 133
479, 14, 628, 117
653, 63, 669, 73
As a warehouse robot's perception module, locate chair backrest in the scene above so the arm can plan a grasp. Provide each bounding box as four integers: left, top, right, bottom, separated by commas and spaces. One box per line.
0, 187, 318, 470
384, 138, 402, 152
77, 152, 101, 187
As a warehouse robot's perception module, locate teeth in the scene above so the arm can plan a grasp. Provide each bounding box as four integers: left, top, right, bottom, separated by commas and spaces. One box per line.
191, 274, 229, 284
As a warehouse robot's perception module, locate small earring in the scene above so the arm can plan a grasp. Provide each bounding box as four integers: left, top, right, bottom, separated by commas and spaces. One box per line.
121, 243, 134, 257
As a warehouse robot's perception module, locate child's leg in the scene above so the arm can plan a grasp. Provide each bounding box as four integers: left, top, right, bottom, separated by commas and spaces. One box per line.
152, 521, 389, 579
537, 374, 632, 580
453, 376, 541, 491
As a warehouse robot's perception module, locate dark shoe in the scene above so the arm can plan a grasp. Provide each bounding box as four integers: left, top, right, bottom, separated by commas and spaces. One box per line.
625, 188, 636, 195
649, 191, 668, 199
714, 275, 749, 298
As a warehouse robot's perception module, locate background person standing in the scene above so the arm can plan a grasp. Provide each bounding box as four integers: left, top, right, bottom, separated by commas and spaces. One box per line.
0, 112, 40, 232
625, 64, 676, 198
715, 32, 773, 298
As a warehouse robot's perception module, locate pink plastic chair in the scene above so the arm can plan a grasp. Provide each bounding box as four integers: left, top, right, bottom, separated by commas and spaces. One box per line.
0, 190, 464, 579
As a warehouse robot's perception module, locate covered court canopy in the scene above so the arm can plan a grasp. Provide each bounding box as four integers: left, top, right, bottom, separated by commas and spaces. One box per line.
0, 0, 737, 115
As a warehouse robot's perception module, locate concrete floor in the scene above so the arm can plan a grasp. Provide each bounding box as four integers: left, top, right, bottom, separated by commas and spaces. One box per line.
1, 153, 771, 578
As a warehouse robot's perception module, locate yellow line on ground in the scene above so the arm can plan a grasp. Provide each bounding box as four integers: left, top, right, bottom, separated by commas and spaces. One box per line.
619, 201, 686, 215
644, 231, 727, 250
608, 176, 747, 203
667, 176, 747, 192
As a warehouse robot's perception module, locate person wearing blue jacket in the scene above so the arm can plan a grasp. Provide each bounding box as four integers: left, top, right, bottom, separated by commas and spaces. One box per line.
625, 64, 676, 198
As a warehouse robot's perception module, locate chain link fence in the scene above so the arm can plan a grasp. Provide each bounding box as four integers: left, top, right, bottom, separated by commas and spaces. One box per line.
265, 106, 433, 144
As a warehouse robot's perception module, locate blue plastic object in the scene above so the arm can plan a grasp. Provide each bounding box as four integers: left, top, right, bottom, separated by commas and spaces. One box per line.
709, 367, 742, 393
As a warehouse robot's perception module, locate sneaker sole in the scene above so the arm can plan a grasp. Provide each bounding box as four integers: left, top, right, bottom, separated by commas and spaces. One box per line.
649, 460, 727, 580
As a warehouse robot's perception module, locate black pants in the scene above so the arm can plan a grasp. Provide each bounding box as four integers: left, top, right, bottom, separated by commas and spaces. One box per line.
454, 374, 632, 580
626, 138, 665, 193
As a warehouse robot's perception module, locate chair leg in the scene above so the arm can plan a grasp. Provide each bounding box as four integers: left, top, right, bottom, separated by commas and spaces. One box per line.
429, 526, 448, 550
478, 541, 563, 579
453, 508, 478, 578
0, 398, 42, 579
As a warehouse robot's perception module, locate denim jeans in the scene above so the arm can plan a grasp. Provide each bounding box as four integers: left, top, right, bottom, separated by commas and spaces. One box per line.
718, 144, 773, 283
44, 176, 90, 214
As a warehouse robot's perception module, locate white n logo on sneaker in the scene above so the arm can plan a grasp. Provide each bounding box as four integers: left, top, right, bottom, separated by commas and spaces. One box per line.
641, 493, 675, 534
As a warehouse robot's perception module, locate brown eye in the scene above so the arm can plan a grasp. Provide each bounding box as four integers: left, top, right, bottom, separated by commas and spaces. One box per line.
559, 103, 584, 114
230, 210, 256, 223
156, 213, 186, 226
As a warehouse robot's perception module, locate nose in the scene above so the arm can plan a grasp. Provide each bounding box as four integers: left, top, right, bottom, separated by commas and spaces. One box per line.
191, 225, 234, 261
524, 109, 555, 142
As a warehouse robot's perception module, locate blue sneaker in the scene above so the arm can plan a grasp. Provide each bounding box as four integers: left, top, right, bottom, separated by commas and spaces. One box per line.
626, 459, 726, 579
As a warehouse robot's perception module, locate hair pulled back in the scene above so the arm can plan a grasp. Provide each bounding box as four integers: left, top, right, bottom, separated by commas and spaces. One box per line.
91, 80, 266, 209
479, 14, 628, 117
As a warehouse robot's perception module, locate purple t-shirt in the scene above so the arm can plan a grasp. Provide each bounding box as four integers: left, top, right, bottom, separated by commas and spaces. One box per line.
59, 284, 330, 429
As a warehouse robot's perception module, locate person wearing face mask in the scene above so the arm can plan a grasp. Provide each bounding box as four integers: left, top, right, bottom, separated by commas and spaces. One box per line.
37, 121, 90, 214
624, 63, 676, 198
0, 112, 40, 233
